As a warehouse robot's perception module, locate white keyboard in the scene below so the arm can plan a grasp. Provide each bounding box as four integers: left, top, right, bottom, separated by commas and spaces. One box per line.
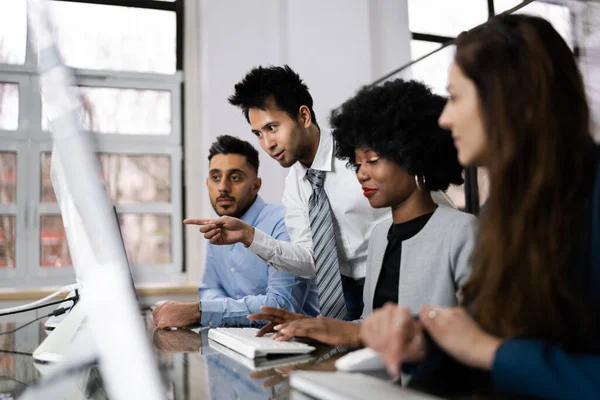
208, 327, 316, 359
290, 371, 442, 400
208, 339, 315, 371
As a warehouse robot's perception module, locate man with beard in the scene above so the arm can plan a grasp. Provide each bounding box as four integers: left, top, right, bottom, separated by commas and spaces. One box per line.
153, 135, 318, 328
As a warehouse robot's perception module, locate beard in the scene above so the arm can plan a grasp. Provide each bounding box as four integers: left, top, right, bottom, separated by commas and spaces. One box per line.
210, 194, 255, 219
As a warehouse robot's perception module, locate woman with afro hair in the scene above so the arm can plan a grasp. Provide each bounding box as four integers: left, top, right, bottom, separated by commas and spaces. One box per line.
264, 79, 478, 349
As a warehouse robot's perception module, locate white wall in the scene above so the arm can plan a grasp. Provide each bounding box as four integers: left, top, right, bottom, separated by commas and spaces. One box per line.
184, 0, 411, 281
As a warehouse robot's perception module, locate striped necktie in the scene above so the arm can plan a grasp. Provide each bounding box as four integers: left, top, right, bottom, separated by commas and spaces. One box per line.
306, 168, 347, 319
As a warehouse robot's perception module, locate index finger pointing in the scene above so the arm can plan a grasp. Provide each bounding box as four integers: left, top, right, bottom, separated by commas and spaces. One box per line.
183, 218, 214, 225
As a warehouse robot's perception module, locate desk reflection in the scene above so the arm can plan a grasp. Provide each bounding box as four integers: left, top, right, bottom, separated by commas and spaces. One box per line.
151, 327, 339, 400
0, 313, 532, 399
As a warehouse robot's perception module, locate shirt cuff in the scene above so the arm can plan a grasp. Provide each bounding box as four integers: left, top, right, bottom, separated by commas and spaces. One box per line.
200, 299, 225, 327
248, 229, 279, 268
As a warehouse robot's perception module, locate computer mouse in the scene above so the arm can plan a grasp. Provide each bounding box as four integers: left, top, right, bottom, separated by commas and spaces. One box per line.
334, 347, 386, 372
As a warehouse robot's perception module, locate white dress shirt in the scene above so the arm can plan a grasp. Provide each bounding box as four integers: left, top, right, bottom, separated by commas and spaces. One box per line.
248, 129, 390, 279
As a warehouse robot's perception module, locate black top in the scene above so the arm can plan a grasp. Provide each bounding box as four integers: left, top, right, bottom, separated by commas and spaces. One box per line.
372, 212, 434, 310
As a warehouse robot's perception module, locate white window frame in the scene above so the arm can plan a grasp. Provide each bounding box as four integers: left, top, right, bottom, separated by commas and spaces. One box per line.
0, 5, 184, 287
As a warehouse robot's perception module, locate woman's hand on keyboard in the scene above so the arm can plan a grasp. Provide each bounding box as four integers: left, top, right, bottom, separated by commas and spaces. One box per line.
247, 306, 311, 337
272, 316, 361, 348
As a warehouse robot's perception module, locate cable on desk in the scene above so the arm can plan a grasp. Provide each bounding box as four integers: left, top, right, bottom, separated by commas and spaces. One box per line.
0, 296, 78, 318
0, 283, 80, 316
0, 307, 72, 337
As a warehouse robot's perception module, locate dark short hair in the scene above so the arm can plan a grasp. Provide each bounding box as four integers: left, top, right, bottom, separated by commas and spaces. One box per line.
228, 65, 319, 128
208, 135, 260, 173
330, 79, 463, 191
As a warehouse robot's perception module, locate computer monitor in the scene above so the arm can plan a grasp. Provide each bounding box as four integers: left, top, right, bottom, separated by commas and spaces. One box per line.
24, 1, 164, 399
49, 145, 99, 289
51, 147, 137, 295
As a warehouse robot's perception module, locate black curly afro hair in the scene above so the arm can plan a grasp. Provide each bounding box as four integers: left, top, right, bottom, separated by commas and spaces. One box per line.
330, 79, 463, 191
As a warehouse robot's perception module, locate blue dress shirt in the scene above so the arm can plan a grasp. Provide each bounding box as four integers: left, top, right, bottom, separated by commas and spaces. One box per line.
200, 195, 319, 326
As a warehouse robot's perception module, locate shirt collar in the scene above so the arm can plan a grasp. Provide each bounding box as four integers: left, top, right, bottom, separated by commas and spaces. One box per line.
240, 194, 266, 225
295, 129, 335, 177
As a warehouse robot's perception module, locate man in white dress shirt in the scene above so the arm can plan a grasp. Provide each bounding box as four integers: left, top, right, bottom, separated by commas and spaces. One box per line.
185, 65, 389, 322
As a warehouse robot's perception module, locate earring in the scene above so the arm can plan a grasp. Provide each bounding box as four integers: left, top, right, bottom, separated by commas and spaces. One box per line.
415, 175, 422, 191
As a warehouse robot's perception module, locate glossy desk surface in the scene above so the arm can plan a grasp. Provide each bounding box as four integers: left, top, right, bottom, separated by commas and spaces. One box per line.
0, 312, 528, 399
0, 312, 354, 400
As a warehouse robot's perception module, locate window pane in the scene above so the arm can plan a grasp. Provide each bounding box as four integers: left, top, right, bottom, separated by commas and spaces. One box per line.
0, 83, 19, 130
0, 152, 16, 204
41, 152, 171, 204
0, 0, 26, 64
119, 214, 171, 265
40, 216, 72, 267
49, 2, 176, 73
494, 0, 525, 14
400, 45, 456, 95
409, 0, 488, 37
0, 215, 16, 268
101, 154, 171, 204
43, 87, 171, 135
40, 153, 54, 203
410, 40, 443, 61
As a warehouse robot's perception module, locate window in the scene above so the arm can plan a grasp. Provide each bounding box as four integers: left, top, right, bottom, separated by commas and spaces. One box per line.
410, 40, 442, 62
408, 0, 488, 38
404, 0, 573, 212
0, 0, 184, 287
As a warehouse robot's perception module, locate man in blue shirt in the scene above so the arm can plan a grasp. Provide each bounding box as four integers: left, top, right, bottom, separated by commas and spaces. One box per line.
153, 135, 319, 328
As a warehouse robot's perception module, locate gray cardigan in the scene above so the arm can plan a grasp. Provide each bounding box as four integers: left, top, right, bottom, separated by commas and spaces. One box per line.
361, 206, 478, 318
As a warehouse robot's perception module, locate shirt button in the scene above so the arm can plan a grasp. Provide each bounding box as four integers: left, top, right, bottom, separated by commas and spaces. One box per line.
230, 268, 235, 272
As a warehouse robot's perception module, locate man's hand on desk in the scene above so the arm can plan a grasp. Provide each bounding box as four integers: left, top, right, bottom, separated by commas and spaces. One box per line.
184, 216, 255, 247
152, 301, 201, 329
272, 316, 362, 348
153, 328, 202, 353
247, 306, 311, 336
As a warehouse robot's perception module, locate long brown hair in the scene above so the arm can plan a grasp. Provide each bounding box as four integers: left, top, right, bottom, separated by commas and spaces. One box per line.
459, 14, 597, 349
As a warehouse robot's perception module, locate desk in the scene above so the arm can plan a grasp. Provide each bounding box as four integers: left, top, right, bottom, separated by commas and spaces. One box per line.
0, 313, 531, 400
0, 312, 349, 400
